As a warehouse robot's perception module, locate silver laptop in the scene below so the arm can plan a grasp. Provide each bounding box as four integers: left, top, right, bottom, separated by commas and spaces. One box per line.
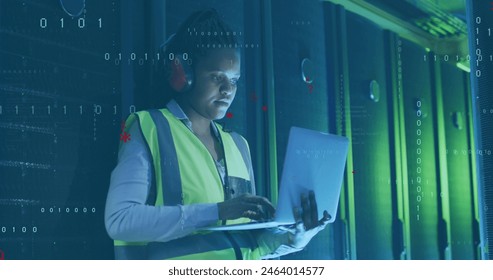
205, 126, 349, 231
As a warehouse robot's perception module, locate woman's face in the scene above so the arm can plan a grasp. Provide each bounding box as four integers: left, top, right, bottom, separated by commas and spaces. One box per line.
184, 48, 241, 120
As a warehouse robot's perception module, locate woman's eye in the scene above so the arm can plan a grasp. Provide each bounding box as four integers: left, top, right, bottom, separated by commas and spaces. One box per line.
212, 75, 223, 82
230, 78, 238, 85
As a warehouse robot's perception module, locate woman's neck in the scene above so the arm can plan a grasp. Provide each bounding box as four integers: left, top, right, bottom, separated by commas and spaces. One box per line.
175, 97, 212, 137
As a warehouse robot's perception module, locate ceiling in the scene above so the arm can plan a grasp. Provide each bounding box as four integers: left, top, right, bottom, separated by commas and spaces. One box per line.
430, 0, 466, 14
362, 0, 467, 37
325, 0, 470, 68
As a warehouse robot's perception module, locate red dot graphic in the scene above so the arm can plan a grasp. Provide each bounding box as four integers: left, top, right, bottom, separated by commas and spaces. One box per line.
262, 105, 267, 111
120, 131, 131, 143
0, 249, 5, 260
120, 119, 131, 143
226, 112, 233, 119
308, 84, 314, 94
305, 76, 314, 94
250, 92, 258, 102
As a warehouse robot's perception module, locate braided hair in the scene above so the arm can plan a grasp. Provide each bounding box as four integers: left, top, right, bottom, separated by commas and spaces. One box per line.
164, 8, 239, 64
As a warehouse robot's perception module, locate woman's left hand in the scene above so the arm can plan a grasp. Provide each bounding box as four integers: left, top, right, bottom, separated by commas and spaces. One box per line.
281, 191, 331, 249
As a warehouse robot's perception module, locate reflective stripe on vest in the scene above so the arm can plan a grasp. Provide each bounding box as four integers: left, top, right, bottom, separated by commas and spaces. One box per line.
114, 108, 260, 259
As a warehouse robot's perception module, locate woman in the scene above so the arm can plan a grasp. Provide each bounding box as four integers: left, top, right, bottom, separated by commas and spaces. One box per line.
105, 8, 329, 260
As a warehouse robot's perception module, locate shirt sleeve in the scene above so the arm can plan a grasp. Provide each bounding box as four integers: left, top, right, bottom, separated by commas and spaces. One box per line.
104, 118, 219, 243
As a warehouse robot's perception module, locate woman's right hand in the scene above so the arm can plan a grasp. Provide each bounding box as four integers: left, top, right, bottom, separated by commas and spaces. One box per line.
217, 194, 276, 221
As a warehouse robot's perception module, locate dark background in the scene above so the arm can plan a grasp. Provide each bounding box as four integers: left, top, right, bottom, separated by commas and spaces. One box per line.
0, 0, 491, 260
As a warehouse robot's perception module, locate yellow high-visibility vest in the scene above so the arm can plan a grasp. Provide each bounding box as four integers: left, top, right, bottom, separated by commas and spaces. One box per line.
113, 108, 263, 260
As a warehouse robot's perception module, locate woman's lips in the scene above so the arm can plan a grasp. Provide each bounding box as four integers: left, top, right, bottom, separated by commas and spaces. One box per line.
214, 100, 229, 107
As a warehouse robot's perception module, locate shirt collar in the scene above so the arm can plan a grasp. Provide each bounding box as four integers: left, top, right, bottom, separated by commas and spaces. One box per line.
166, 99, 220, 139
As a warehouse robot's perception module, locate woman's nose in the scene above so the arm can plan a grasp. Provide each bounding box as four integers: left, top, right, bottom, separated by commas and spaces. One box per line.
220, 81, 235, 96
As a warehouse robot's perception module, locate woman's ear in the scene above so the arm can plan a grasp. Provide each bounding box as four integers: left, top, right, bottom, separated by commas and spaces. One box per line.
168, 55, 194, 93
